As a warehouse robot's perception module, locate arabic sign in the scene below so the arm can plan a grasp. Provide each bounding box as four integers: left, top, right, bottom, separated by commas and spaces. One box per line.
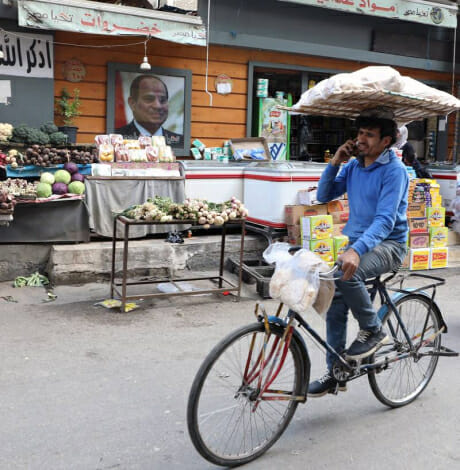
279, 0, 457, 28
0, 31, 53, 78
17, 0, 206, 46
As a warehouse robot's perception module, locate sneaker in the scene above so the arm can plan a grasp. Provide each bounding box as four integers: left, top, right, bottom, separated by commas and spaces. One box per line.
308, 372, 347, 397
345, 328, 389, 360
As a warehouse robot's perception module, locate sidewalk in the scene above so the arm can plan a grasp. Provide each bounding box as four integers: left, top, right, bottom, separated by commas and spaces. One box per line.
0, 232, 267, 284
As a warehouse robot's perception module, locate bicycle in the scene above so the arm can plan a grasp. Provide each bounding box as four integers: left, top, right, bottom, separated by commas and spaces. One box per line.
187, 265, 458, 467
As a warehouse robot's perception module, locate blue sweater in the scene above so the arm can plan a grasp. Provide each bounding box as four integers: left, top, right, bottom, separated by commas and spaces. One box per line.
317, 148, 409, 256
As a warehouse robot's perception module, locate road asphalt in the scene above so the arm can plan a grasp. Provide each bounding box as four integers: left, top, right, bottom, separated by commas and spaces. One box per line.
0, 269, 459, 469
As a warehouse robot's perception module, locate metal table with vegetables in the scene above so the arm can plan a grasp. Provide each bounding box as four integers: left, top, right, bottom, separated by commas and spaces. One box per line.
111, 196, 248, 312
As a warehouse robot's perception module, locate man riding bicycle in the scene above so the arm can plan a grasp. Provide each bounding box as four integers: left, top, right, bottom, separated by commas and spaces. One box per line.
309, 106, 409, 397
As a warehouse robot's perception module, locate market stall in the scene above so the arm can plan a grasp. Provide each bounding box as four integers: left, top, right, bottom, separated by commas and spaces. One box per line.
0, 197, 90, 243
85, 174, 186, 238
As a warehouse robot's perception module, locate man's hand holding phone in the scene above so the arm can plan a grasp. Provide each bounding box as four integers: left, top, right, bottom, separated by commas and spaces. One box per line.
330, 139, 357, 167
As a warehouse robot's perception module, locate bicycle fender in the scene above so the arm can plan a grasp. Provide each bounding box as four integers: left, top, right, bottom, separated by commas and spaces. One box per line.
267, 315, 311, 400
377, 290, 448, 333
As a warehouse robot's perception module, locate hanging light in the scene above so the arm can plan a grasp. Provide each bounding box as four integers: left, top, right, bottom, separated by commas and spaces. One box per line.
139, 37, 151, 71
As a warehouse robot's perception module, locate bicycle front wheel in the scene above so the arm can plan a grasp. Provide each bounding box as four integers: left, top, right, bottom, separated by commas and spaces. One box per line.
187, 322, 303, 467
368, 294, 442, 408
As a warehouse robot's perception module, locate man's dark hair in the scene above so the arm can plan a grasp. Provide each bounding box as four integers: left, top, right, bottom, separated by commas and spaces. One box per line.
129, 75, 169, 101
355, 115, 397, 147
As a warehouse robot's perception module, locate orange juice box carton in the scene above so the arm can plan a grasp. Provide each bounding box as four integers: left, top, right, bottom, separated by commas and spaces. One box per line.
429, 247, 448, 269
408, 217, 427, 234
409, 248, 430, 270
300, 215, 333, 240
407, 203, 426, 218
429, 226, 448, 247
306, 238, 334, 266
426, 206, 445, 227
431, 194, 442, 207
409, 232, 429, 249
333, 235, 349, 261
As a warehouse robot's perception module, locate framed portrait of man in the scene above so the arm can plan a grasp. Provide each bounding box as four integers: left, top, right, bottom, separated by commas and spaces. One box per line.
106, 63, 192, 157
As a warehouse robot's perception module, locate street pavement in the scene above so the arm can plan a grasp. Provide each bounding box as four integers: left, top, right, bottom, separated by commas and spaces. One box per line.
0, 270, 459, 470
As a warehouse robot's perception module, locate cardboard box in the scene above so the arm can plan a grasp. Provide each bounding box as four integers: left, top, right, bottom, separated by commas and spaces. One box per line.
429, 226, 448, 247
426, 207, 445, 227
409, 232, 429, 249
430, 247, 448, 269
408, 217, 428, 234
332, 223, 346, 237
329, 211, 349, 224
287, 224, 301, 240
327, 199, 349, 213
333, 235, 349, 260
306, 238, 334, 266
409, 248, 430, 270
300, 215, 333, 240
407, 203, 426, 218
297, 187, 318, 205
285, 204, 327, 225
230, 137, 270, 161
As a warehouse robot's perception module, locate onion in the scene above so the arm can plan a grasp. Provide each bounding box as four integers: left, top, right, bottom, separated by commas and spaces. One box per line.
198, 217, 206, 224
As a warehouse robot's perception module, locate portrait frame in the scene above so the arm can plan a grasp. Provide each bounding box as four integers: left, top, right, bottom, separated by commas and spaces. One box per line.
106, 62, 192, 157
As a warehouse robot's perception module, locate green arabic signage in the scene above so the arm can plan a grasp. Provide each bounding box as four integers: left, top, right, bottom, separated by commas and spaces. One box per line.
279, 0, 457, 28
18, 0, 206, 46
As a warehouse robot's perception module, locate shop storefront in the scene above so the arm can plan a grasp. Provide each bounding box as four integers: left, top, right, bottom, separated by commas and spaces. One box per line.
1, 0, 460, 253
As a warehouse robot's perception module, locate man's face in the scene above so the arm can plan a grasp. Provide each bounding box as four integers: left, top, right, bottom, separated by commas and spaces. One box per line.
356, 127, 391, 159
128, 77, 168, 130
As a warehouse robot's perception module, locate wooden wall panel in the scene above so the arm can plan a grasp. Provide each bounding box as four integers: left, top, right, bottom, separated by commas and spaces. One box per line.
54, 32, 454, 159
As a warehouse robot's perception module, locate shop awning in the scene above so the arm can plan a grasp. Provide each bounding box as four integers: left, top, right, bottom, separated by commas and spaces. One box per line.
17, 0, 206, 46
278, 0, 457, 28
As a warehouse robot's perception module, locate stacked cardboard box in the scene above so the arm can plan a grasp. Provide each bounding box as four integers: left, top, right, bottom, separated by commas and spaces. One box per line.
285, 204, 327, 245
406, 179, 448, 270
284, 197, 349, 266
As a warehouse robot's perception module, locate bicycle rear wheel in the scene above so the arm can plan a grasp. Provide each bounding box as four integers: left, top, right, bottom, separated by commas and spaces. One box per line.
368, 294, 442, 408
187, 322, 303, 467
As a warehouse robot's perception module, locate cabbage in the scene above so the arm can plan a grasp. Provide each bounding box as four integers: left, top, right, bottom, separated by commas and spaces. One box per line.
36, 182, 52, 198
71, 172, 85, 183
54, 169, 71, 184
40, 172, 55, 185
68, 181, 85, 195
52, 182, 68, 195
63, 162, 78, 174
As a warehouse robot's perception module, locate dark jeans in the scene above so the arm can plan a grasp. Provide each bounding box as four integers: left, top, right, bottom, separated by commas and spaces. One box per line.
326, 240, 407, 370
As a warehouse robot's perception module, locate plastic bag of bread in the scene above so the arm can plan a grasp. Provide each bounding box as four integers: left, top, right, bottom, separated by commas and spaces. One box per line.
264, 243, 332, 314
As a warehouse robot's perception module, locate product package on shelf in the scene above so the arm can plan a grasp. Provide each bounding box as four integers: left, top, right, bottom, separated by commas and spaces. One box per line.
94, 134, 175, 164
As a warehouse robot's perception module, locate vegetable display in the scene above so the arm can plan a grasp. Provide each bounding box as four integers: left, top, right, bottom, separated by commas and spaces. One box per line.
0, 189, 16, 213
122, 196, 248, 228
4, 145, 98, 168
0, 179, 38, 198
0, 123, 13, 142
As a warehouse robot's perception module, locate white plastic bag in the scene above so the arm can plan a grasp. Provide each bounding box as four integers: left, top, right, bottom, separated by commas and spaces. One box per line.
263, 243, 330, 314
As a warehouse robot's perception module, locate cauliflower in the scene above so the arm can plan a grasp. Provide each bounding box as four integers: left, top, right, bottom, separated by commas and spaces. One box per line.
0, 123, 13, 142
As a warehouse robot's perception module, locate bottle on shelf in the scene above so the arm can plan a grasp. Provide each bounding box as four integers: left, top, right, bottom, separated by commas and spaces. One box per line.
324, 149, 331, 163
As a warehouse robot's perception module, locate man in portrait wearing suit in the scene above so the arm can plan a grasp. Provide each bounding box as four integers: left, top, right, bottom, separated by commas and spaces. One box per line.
115, 74, 183, 147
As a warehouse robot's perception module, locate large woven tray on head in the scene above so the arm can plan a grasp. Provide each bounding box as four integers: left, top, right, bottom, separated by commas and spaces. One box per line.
278, 90, 460, 122
278, 66, 460, 123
